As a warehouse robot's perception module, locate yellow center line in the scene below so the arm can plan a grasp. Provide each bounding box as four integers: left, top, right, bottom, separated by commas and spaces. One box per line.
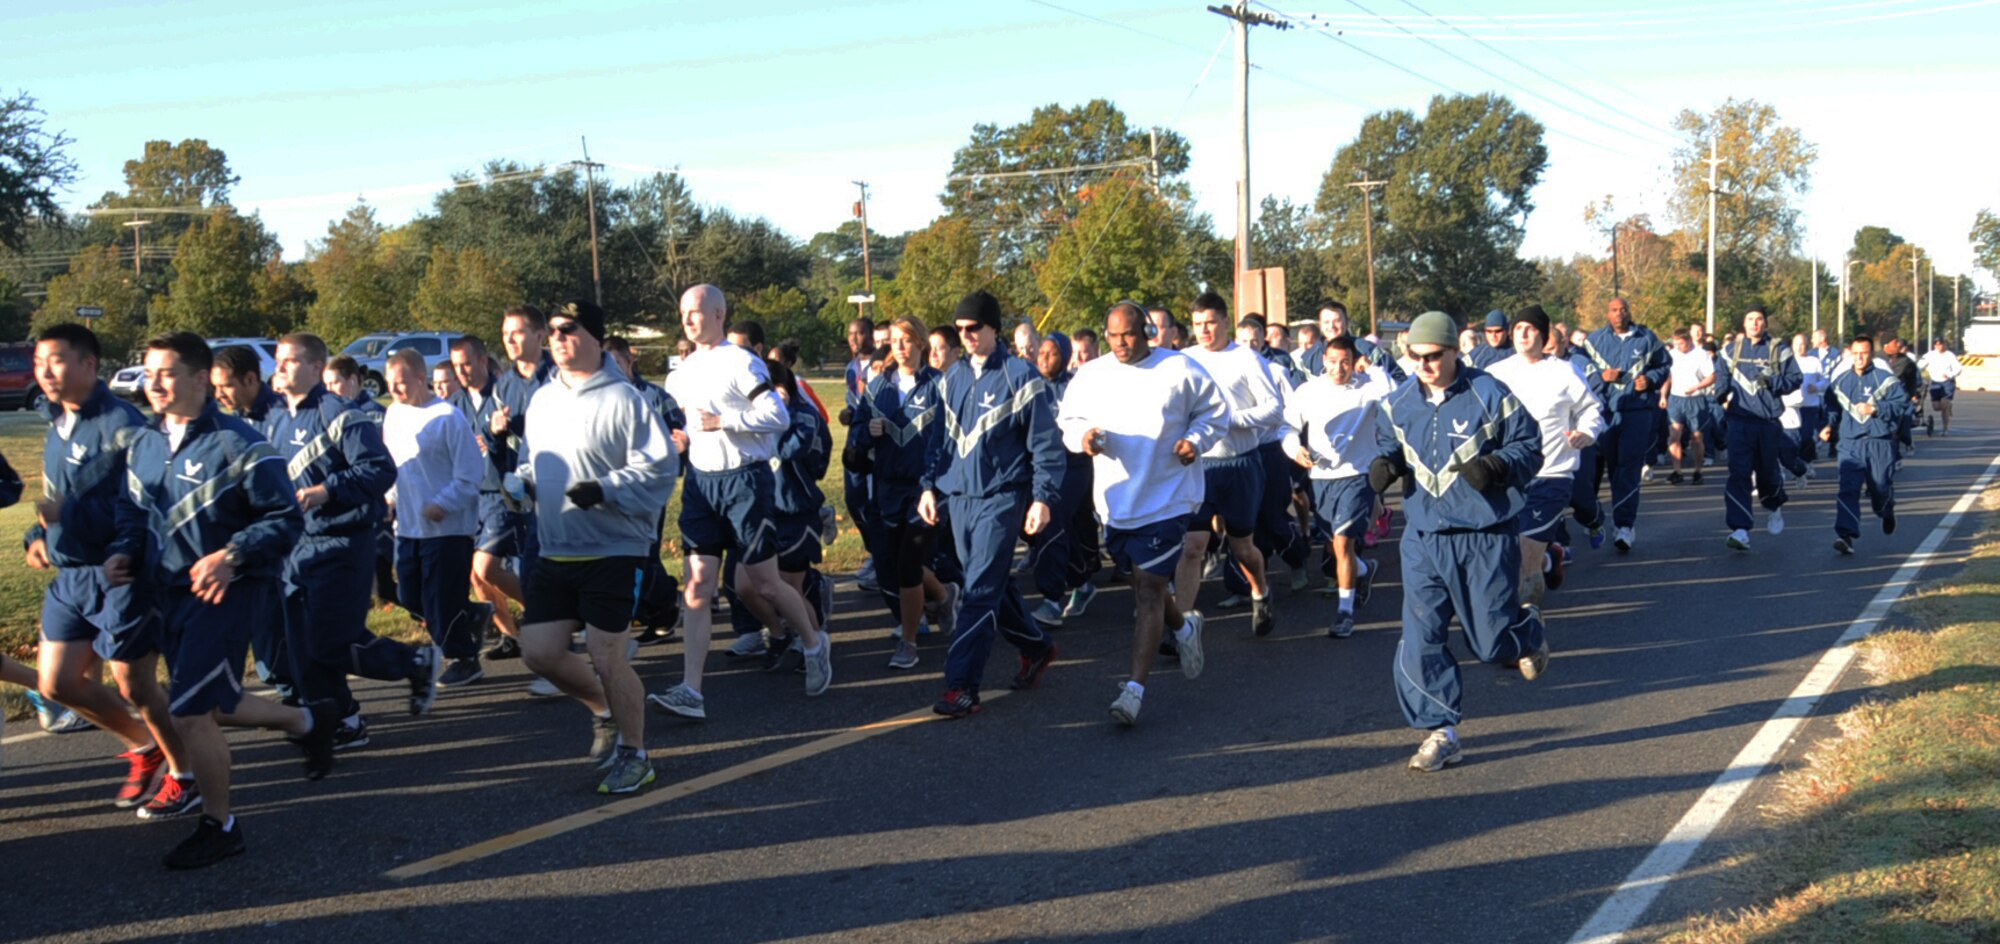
384, 692, 1009, 881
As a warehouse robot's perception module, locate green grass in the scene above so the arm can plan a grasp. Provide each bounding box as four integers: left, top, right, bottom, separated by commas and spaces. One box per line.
0, 382, 867, 716
1665, 487, 2000, 943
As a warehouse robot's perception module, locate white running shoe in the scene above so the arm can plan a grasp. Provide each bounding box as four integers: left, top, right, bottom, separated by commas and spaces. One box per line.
1176, 611, 1206, 680
1613, 527, 1634, 552
1727, 529, 1751, 551
526, 675, 562, 698
1109, 685, 1143, 726
1767, 508, 1786, 535
1408, 729, 1463, 772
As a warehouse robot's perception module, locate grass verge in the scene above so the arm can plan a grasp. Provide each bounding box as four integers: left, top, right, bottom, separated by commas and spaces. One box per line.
1664, 486, 2000, 943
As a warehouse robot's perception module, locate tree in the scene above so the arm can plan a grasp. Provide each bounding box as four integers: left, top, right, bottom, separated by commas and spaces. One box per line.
1851, 225, 1906, 266
410, 245, 521, 341
87, 139, 239, 248
941, 100, 1191, 275
251, 257, 312, 337
153, 208, 267, 337
1314, 94, 1549, 322
419, 162, 596, 311
0, 273, 28, 343
685, 209, 808, 296
38, 246, 147, 363
1972, 210, 2000, 287
305, 204, 419, 344
883, 216, 1000, 325
1036, 176, 1207, 334
1667, 98, 1816, 308
733, 284, 837, 363
0, 91, 77, 252
1252, 196, 1335, 317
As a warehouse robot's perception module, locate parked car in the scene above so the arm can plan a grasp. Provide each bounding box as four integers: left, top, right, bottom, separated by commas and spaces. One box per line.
348, 331, 463, 396
0, 342, 35, 410
109, 360, 146, 403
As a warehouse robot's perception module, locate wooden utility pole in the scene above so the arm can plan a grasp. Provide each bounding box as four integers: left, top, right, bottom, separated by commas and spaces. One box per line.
1908, 251, 1923, 345
852, 180, 873, 319
577, 137, 604, 307
1208, 2, 1289, 283
1347, 176, 1387, 330
122, 219, 151, 277
1703, 139, 1723, 334
1953, 273, 1961, 347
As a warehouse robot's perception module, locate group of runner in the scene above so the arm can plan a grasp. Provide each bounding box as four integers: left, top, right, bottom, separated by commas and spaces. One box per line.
2, 284, 1966, 867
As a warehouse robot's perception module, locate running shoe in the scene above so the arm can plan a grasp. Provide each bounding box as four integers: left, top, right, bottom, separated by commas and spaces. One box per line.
1215, 592, 1249, 610
526, 675, 562, 697
597, 748, 655, 795
1407, 729, 1462, 772
763, 635, 802, 674
1010, 643, 1058, 691
855, 558, 879, 594
1031, 598, 1065, 628
1587, 525, 1606, 550
1061, 582, 1097, 619
26, 691, 93, 734
588, 714, 619, 767
803, 640, 832, 696
1833, 536, 1855, 555
1109, 685, 1143, 727
332, 718, 370, 752
1692, 471, 1705, 486
1518, 641, 1550, 681
1328, 611, 1356, 640
724, 632, 768, 658
438, 657, 484, 687
932, 688, 981, 718
1666, 470, 1684, 485
484, 635, 522, 660
1640, 465, 1654, 483
1250, 595, 1274, 637
646, 683, 707, 720
818, 572, 836, 628
137, 775, 200, 821
1177, 611, 1207, 680
1289, 567, 1311, 592
115, 746, 167, 809
1614, 527, 1634, 553
936, 582, 961, 637
1320, 578, 1340, 598
1883, 510, 1897, 535
1544, 543, 1566, 591
163, 815, 245, 870
1202, 556, 1222, 581
887, 641, 919, 670
1767, 508, 1786, 536
1356, 561, 1376, 606
297, 700, 338, 781
1727, 529, 1751, 551
410, 645, 443, 716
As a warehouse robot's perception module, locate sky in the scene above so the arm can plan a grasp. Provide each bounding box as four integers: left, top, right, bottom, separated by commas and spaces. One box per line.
12, 0, 2000, 297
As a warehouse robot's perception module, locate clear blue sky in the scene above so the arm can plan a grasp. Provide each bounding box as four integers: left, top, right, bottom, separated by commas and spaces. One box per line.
13, 0, 2000, 293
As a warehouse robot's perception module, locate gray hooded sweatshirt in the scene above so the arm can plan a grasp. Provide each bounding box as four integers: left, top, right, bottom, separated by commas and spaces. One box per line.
517, 358, 678, 558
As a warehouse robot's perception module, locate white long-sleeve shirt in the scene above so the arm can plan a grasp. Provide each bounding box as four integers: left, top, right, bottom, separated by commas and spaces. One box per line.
1487, 354, 1605, 479
1181, 342, 1281, 459
1056, 349, 1227, 530
1921, 350, 1963, 383
1281, 373, 1385, 480
662, 341, 787, 473
383, 398, 483, 539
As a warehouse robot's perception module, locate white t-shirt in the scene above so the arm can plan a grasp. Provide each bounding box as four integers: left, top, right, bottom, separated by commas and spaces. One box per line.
1668, 348, 1714, 397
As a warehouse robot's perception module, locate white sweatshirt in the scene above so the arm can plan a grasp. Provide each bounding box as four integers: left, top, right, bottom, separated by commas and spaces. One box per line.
1181, 342, 1282, 459
1487, 353, 1605, 479
1056, 349, 1227, 530
383, 398, 483, 539
1281, 374, 1385, 480
662, 341, 787, 473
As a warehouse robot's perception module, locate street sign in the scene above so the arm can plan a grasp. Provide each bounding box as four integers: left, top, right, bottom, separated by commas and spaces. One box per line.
74, 306, 103, 319
847, 294, 876, 304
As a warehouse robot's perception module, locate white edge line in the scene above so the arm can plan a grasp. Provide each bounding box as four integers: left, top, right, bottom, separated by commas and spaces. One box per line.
2, 729, 51, 747
1567, 451, 2000, 944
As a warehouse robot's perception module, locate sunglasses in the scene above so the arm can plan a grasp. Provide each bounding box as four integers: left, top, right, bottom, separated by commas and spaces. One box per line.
956, 322, 988, 335
550, 321, 583, 337
1412, 350, 1451, 364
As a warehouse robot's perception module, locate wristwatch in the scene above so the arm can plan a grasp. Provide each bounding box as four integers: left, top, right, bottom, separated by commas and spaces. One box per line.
222, 544, 245, 569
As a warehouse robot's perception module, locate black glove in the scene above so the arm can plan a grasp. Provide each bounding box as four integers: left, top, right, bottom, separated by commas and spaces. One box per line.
838, 407, 856, 427
566, 481, 605, 509
1368, 454, 1408, 494
1453, 454, 1508, 493
841, 442, 873, 475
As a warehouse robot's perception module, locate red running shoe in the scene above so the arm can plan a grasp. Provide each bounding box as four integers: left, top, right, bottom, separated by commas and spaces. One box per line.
115, 746, 166, 809
137, 774, 202, 820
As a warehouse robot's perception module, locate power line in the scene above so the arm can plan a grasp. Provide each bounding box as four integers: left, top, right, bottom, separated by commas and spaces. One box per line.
1290, 0, 2000, 40
1298, 0, 1944, 25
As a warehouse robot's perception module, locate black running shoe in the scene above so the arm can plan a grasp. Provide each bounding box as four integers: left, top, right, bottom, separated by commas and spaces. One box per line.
298, 700, 337, 781
1010, 643, 1058, 691
1667, 470, 1684, 485
163, 815, 245, 870
1883, 510, 1897, 535
762, 635, 802, 674
438, 658, 484, 687
332, 719, 370, 752
932, 688, 981, 718
1251, 596, 1275, 637
484, 636, 522, 661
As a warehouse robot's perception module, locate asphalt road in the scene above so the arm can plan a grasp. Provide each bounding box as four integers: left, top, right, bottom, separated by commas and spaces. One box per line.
4, 395, 1996, 944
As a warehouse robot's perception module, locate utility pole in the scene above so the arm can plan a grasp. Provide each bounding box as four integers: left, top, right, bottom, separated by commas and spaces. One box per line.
1209, 2, 1289, 282
576, 137, 604, 307
1840, 257, 1861, 340
122, 219, 152, 278
1926, 260, 1935, 350
1347, 176, 1387, 330
1611, 219, 1620, 297
852, 181, 873, 319
1907, 250, 1923, 346
1953, 273, 1961, 348
1810, 258, 1819, 334
1703, 139, 1723, 334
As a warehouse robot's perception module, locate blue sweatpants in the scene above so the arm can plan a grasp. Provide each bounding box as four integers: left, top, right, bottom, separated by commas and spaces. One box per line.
944, 491, 1051, 695
1026, 457, 1092, 601
1561, 444, 1605, 548
1724, 418, 1788, 531
1598, 409, 1653, 528
396, 535, 481, 661
285, 535, 423, 718
1834, 438, 1898, 541
1394, 529, 1546, 730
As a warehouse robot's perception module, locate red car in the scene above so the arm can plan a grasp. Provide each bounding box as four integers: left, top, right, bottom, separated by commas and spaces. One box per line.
0, 342, 35, 411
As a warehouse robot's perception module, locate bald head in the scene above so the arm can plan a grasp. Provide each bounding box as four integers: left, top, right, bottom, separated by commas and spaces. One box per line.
680, 284, 729, 347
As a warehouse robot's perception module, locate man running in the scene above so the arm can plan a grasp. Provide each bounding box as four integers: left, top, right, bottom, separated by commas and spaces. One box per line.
1582, 298, 1670, 552
210, 346, 279, 423
1920, 338, 1962, 435
1487, 307, 1603, 605
484, 308, 556, 676
1466, 310, 1513, 369
1178, 292, 1284, 636
1370, 312, 1547, 772
918, 290, 1063, 718
1714, 305, 1802, 550
268, 333, 448, 751
1058, 302, 1225, 725
1664, 328, 1715, 485
1282, 335, 1385, 639
506, 301, 676, 793
109, 332, 334, 869
655, 285, 833, 720
447, 335, 528, 662
27, 324, 194, 818
1824, 334, 1909, 555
